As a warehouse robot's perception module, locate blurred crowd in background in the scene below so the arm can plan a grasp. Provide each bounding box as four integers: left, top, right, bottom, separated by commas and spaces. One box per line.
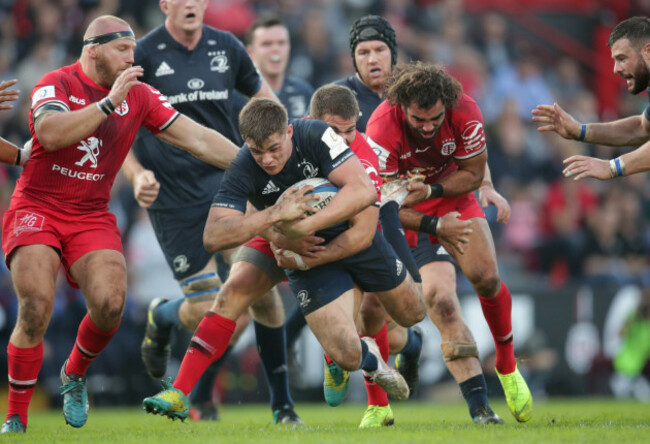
1, 0, 650, 409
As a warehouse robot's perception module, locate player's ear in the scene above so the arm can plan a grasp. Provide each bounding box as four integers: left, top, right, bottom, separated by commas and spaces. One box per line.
286, 124, 293, 138
159, 0, 167, 14
642, 42, 650, 62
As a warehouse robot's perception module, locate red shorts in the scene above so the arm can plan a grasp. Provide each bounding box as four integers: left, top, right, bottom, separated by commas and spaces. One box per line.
405, 192, 485, 247
243, 235, 274, 259
2, 198, 123, 288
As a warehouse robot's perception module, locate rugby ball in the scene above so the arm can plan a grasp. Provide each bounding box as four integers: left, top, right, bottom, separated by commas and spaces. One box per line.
276, 177, 338, 212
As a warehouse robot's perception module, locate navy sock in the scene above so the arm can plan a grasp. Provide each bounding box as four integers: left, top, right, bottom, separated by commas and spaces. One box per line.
190, 346, 233, 405
459, 374, 491, 419
379, 202, 422, 283
284, 306, 307, 350
254, 321, 293, 411
152, 298, 184, 330
359, 339, 378, 372
399, 327, 423, 357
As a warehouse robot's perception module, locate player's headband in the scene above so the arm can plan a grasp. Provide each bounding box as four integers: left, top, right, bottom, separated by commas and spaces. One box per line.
83, 30, 135, 46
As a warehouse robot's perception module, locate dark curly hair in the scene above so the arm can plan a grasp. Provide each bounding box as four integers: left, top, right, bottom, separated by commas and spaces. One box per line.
384, 62, 463, 110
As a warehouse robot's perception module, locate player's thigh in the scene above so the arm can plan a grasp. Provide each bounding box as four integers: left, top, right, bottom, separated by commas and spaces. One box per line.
213, 260, 276, 320
450, 218, 500, 287
70, 249, 127, 316
304, 289, 360, 370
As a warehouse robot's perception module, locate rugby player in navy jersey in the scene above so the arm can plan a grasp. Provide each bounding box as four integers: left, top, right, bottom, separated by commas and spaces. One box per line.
143, 98, 427, 421
232, 15, 314, 121
121, 0, 300, 424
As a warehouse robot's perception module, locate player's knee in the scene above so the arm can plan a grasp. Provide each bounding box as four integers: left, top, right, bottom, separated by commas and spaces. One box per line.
431, 294, 460, 324
469, 270, 500, 297
92, 295, 125, 329
250, 291, 285, 327
16, 296, 53, 340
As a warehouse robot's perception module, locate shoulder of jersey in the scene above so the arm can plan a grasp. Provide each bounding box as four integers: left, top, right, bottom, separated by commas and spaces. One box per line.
286, 76, 314, 94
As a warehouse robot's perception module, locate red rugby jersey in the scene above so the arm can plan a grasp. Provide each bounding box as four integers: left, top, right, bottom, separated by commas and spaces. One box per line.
349, 129, 382, 202
366, 94, 486, 184
18, 61, 179, 212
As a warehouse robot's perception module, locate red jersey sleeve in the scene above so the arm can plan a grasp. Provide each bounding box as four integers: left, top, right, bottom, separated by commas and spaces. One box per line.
365, 101, 402, 177
139, 84, 180, 134
450, 95, 487, 160
350, 130, 382, 201
31, 71, 72, 115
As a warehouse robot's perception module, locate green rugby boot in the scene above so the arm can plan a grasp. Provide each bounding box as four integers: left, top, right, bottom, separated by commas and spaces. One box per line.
358, 405, 395, 428
323, 358, 349, 407
496, 365, 533, 422
143, 378, 189, 421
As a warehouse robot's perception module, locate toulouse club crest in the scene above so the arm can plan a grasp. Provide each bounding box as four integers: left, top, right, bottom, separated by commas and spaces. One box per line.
114, 100, 129, 116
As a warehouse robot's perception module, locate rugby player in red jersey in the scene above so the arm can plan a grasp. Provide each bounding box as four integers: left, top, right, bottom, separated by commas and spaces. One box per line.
0, 15, 241, 434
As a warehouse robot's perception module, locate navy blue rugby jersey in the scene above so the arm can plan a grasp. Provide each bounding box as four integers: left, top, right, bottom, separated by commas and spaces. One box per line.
213, 119, 354, 241
333, 75, 382, 133
132, 25, 262, 210
232, 75, 314, 121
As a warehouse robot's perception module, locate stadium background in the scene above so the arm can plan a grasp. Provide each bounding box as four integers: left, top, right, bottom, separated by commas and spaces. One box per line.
0, 0, 649, 412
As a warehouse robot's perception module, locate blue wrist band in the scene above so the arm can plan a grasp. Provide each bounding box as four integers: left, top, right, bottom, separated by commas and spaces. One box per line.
578, 124, 587, 142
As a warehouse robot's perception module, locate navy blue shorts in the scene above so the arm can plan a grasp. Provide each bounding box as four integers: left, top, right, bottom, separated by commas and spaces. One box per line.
410, 232, 454, 269
148, 204, 228, 281
286, 231, 407, 315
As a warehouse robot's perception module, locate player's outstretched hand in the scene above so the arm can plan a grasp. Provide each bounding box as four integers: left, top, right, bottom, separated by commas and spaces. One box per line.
0, 79, 19, 110
108, 66, 143, 106
562, 155, 610, 181
437, 211, 472, 255
478, 184, 511, 224
532, 103, 581, 140
133, 169, 160, 207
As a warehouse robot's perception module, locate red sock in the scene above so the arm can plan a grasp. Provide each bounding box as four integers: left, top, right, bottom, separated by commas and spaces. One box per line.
6, 342, 43, 427
478, 281, 516, 374
174, 312, 235, 395
364, 323, 389, 407
66, 314, 120, 376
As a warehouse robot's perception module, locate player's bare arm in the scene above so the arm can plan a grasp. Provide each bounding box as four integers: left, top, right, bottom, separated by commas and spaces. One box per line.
203, 186, 316, 252
275, 157, 376, 239
563, 138, 650, 180
478, 164, 511, 224
35, 66, 143, 151
121, 150, 160, 208
0, 79, 19, 110
274, 205, 378, 270
156, 114, 239, 169
533, 102, 650, 146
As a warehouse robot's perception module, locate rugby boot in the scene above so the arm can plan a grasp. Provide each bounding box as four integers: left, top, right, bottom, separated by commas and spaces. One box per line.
473, 406, 505, 424
143, 378, 189, 421
323, 358, 349, 407
496, 365, 533, 422
60, 360, 89, 428
141, 298, 172, 379
361, 337, 409, 400
358, 405, 395, 428
273, 404, 304, 425
0, 415, 26, 434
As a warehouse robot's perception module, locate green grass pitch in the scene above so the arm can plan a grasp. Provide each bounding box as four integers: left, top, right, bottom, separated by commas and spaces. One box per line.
7, 399, 650, 443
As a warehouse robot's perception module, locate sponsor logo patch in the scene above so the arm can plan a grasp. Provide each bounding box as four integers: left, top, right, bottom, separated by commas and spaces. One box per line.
32, 85, 55, 108
14, 211, 45, 236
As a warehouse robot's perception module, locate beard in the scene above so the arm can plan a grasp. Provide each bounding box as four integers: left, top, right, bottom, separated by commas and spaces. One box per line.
406, 119, 440, 141
630, 59, 650, 95
94, 52, 121, 87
